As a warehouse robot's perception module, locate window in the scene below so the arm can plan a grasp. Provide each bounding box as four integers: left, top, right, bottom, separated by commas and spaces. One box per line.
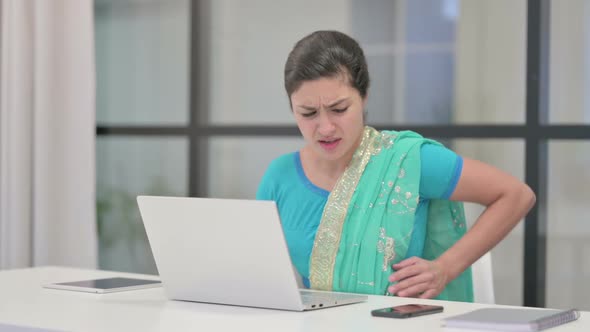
96, 0, 590, 308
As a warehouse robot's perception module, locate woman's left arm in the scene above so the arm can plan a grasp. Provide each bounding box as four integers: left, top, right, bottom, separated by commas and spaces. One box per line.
388, 157, 536, 299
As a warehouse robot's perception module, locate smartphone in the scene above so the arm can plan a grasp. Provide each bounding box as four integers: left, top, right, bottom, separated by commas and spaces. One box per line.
371, 304, 444, 318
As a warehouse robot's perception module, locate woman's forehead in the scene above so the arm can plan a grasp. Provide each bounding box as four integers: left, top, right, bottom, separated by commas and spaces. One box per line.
291, 77, 355, 105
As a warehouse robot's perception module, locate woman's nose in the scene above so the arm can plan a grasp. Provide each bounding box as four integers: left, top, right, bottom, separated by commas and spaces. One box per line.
317, 112, 336, 135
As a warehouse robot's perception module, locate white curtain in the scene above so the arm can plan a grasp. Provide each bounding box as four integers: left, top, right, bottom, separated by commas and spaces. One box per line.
0, 0, 97, 269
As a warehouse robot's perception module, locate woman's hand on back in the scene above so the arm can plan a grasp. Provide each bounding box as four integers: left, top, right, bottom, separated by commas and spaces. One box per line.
387, 256, 450, 299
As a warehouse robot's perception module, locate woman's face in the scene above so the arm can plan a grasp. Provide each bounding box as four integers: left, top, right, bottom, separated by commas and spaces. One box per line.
290, 75, 366, 164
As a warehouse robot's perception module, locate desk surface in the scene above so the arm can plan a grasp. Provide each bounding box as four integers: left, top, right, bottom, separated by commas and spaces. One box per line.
0, 266, 586, 332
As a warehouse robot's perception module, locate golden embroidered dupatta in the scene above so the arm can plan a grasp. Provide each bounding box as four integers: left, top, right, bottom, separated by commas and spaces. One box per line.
308, 126, 473, 302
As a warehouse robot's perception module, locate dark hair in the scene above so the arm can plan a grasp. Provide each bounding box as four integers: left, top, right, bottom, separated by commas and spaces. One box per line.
284, 30, 370, 101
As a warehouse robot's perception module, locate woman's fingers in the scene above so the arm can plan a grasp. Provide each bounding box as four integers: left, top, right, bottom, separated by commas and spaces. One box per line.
389, 257, 432, 282
389, 263, 423, 282
387, 272, 432, 294
396, 282, 430, 297
387, 258, 448, 299
391, 256, 420, 270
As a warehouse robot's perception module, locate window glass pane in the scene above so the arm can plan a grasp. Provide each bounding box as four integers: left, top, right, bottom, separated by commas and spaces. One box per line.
208, 0, 349, 125
405, 0, 456, 44
547, 141, 590, 310
451, 139, 525, 306
96, 136, 189, 274
208, 137, 304, 199
404, 52, 454, 124
453, 0, 526, 124
95, 0, 190, 125
549, 0, 590, 124
206, 0, 525, 125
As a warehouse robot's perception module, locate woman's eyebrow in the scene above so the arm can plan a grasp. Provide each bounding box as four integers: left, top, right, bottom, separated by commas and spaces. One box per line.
297, 97, 349, 111
324, 98, 348, 108
299, 105, 318, 111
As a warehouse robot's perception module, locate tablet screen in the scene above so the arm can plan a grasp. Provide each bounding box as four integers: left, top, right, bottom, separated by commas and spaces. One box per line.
54, 277, 161, 289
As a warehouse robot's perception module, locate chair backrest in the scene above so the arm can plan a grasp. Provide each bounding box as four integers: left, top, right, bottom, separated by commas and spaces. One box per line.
471, 252, 495, 304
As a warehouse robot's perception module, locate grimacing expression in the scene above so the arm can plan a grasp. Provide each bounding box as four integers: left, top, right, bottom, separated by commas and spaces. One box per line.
290, 75, 366, 163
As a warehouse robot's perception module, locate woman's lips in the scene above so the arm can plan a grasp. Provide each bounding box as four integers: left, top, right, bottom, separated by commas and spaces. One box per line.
318, 138, 341, 151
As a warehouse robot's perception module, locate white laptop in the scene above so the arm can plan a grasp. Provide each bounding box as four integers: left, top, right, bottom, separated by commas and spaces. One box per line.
136, 195, 368, 311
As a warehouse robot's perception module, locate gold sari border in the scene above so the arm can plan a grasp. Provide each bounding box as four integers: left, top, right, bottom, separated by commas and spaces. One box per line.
309, 126, 382, 290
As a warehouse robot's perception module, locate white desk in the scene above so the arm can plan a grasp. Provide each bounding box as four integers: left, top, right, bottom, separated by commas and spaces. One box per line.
0, 266, 586, 332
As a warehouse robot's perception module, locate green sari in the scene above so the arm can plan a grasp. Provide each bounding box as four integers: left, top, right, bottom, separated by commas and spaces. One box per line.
309, 126, 473, 302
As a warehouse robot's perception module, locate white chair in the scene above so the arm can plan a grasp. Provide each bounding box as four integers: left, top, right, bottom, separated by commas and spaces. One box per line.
471, 252, 495, 304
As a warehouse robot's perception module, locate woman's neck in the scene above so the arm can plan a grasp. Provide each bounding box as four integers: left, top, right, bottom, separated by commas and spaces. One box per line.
298, 148, 347, 192
314, 151, 350, 173
299, 132, 364, 191
301, 142, 356, 181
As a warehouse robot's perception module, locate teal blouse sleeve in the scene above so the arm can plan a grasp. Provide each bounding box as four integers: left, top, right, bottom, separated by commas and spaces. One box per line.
419, 144, 463, 200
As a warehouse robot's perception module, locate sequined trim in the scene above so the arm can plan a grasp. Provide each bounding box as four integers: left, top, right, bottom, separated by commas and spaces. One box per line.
309, 126, 382, 290
377, 227, 396, 272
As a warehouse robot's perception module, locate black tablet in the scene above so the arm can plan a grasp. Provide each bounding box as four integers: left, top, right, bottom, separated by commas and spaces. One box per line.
43, 277, 162, 293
